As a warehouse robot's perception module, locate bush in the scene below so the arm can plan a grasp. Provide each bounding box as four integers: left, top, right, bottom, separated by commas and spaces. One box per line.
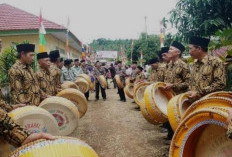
0, 46, 17, 85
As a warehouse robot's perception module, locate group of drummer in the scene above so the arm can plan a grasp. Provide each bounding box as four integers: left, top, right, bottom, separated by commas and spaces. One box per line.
115, 36, 227, 141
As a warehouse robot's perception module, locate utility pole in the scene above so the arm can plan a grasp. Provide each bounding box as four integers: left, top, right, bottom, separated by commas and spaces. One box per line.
144, 16, 148, 40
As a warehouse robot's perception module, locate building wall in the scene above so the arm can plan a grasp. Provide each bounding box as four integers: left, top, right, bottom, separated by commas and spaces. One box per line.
0, 34, 81, 59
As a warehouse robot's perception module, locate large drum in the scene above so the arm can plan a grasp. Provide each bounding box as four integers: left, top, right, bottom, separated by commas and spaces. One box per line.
8, 106, 59, 134
57, 88, 88, 118
167, 92, 191, 131
204, 91, 232, 99
0, 106, 59, 157
40, 96, 80, 136
144, 82, 175, 124
115, 74, 124, 89
125, 77, 131, 86
182, 97, 232, 119
9, 137, 99, 157
124, 83, 134, 99
77, 73, 91, 85
98, 75, 107, 89
61, 81, 79, 90
170, 107, 232, 157
134, 82, 151, 107
75, 77, 89, 93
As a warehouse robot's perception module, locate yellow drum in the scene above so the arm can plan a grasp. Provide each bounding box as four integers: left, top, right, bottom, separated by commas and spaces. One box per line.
124, 83, 134, 99
170, 107, 232, 157
167, 93, 191, 131
75, 77, 89, 93
57, 88, 88, 118
134, 82, 151, 107
115, 74, 124, 89
9, 137, 99, 157
89, 81, 95, 91
204, 91, 232, 99
61, 81, 79, 90
40, 96, 80, 136
183, 97, 232, 119
98, 75, 107, 89
144, 82, 175, 124
78, 73, 91, 85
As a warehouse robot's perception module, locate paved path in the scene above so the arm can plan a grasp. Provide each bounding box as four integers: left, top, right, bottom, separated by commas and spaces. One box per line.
70, 88, 169, 157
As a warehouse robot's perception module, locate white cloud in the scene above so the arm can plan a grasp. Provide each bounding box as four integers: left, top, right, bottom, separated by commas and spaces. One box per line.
1, 0, 178, 43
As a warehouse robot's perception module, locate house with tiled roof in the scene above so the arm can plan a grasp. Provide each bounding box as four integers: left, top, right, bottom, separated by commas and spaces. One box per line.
0, 3, 81, 59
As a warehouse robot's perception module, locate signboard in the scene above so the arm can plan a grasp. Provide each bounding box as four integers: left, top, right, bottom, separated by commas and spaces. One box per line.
96, 51, 118, 59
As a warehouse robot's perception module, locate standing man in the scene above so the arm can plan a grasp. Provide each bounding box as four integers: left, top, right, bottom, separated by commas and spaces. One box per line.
116, 61, 127, 102
94, 61, 106, 101
49, 50, 62, 93
72, 59, 82, 76
163, 41, 189, 141
61, 59, 76, 82
36, 52, 56, 96
164, 41, 189, 94
148, 58, 159, 83
109, 63, 117, 89
135, 66, 146, 82
9, 44, 47, 106
130, 61, 138, 82
188, 36, 226, 100
80, 60, 90, 100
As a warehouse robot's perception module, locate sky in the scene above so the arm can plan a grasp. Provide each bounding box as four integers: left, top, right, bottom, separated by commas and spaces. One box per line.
1, 0, 178, 44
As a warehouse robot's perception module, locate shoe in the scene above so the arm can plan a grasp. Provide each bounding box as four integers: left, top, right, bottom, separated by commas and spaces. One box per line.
103, 98, 106, 101
135, 106, 140, 111
122, 100, 126, 102
132, 101, 136, 103
95, 99, 99, 101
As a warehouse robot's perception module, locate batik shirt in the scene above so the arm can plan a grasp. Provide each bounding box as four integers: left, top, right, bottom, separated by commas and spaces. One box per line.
36, 67, 57, 96
164, 58, 189, 94
135, 72, 146, 81
188, 55, 226, 96
9, 61, 46, 106
93, 67, 105, 83
0, 108, 30, 147
0, 99, 13, 112
116, 67, 127, 84
50, 63, 62, 93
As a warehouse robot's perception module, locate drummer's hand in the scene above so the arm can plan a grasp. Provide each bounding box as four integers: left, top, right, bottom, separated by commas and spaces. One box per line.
164, 83, 173, 90
13, 104, 26, 109
22, 133, 56, 145
187, 91, 199, 100
226, 109, 232, 126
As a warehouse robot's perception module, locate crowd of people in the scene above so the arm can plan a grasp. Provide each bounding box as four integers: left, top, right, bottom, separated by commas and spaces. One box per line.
0, 35, 231, 149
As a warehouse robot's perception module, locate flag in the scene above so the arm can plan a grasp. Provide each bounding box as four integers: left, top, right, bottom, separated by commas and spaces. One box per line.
66, 17, 70, 58
81, 42, 85, 60
160, 21, 165, 47
39, 9, 46, 52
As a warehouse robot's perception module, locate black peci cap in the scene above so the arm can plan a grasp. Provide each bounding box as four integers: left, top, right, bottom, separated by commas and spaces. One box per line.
171, 41, 185, 52
37, 52, 49, 60
16, 44, 35, 53
189, 36, 210, 48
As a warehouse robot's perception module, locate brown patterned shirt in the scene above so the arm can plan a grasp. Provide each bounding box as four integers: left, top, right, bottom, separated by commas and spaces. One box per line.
36, 67, 57, 96
93, 67, 105, 83
164, 58, 189, 94
157, 63, 167, 82
50, 63, 62, 93
0, 108, 30, 147
188, 55, 226, 96
135, 72, 146, 81
116, 67, 127, 83
0, 99, 13, 112
9, 61, 45, 106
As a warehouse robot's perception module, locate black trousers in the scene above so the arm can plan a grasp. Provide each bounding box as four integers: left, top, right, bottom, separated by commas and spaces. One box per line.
95, 82, 106, 99
84, 90, 89, 100
165, 122, 174, 139
112, 77, 117, 88
118, 87, 126, 101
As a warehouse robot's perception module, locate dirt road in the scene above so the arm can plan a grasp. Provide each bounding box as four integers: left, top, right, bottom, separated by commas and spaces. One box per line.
70, 88, 169, 157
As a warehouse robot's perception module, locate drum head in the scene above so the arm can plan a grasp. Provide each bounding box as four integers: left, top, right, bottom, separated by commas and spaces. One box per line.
153, 87, 169, 115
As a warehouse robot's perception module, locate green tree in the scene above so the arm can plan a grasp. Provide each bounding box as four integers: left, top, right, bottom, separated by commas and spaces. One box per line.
169, 0, 232, 40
